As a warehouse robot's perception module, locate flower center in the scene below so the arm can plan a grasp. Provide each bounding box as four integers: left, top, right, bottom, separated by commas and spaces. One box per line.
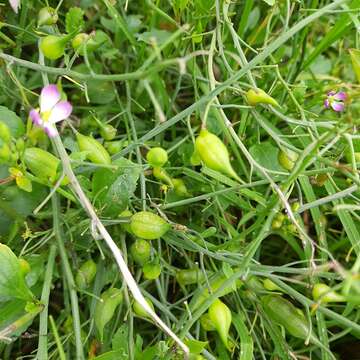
41, 110, 52, 122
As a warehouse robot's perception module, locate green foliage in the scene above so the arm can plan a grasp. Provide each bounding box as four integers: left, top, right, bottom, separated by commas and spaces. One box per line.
65, 7, 85, 34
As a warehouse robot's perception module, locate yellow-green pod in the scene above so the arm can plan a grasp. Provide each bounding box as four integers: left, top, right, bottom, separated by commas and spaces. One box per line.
172, 178, 191, 197
38, 6, 58, 26
76, 133, 111, 165
278, 149, 299, 171
24, 147, 60, 182
263, 278, 281, 292
130, 239, 151, 265
130, 211, 171, 240
40, 35, 68, 60
195, 129, 239, 181
75, 259, 97, 290
146, 147, 168, 167
133, 297, 154, 318
208, 299, 232, 350
312, 283, 345, 303
246, 88, 279, 107
152, 167, 174, 187
200, 313, 215, 331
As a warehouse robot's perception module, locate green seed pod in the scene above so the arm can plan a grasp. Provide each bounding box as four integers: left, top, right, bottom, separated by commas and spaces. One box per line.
153, 167, 174, 187
195, 129, 239, 181
118, 209, 133, 233
200, 313, 216, 331
261, 295, 319, 343
172, 178, 190, 197
176, 268, 205, 286
71, 33, 90, 53
19, 258, 31, 277
130, 211, 170, 240
263, 279, 281, 292
146, 147, 168, 167
130, 239, 151, 265
133, 297, 154, 318
278, 149, 299, 171
246, 88, 279, 107
76, 133, 111, 165
38, 6, 58, 26
143, 261, 161, 280
24, 147, 60, 182
94, 288, 123, 341
0, 122, 11, 143
312, 283, 345, 303
0, 143, 10, 163
105, 140, 123, 155
75, 259, 97, 290
16, 138, 25, 152
40, 35, 69, 60
100, 124, 117, 141
208, 299, 232, 349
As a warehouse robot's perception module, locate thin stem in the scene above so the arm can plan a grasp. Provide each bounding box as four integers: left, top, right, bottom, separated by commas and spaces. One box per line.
36, 244, 57, 360
51, 194, 84, 360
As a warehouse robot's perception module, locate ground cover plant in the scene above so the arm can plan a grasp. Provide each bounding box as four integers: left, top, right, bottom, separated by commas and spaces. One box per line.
0, 0, 360, 359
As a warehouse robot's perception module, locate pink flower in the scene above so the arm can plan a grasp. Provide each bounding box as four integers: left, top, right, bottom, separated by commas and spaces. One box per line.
324, 91, 347, 112
29, 85, 72, 137
9, 0, 20, 13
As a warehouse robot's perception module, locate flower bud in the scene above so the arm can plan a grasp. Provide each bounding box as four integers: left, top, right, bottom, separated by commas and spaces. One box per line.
130, 211, 170, 240
100, 124, 117, 141
38, 7, 58, 26
75, 259, 97, 290
195, 129, 239, 181
143, 261, 161, 280
130, 239, 151, 265
94, 288, 123, 341
146, 147, 168, 167
71, 33, 89, 53
76, 133, 111, 165
246, 88, 279, 107
133, 297, 155, 318
0, 122, 11, 143
312, 283, 345, 303
278, 149, 298, 171
40, 35, 69, 60
208, 299, 232, 349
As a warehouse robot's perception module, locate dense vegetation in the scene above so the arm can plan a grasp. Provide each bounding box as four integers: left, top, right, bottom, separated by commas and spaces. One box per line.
0, 0, 360, 359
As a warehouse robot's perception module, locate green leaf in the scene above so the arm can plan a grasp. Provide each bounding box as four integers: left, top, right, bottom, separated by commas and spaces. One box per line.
112, 324, 129, 357
0, 244, 33, 302
136, 29, 173, 46
184, 339, 208, 354
94, 288, 123, 341
0, 106, 25, 138
65, 7, 85, 33
262, 0, 275, 5
94, 351, 127, 360
249, 142, 284, 173
92, 158, 141, 216
349, 48, 360, 83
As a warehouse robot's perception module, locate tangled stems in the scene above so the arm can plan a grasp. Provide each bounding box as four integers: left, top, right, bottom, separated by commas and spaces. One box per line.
51, 131, 190, 357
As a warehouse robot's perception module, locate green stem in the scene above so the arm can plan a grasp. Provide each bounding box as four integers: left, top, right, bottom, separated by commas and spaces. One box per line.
36, 244, 57, 360
51, 194, 84, 360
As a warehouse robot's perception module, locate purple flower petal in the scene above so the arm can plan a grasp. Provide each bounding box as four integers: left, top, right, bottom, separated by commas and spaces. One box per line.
324, 99, 330, 109
334, 91, 347, 101
43, 123, 58, 137
48, 101, 72, 124
40, 84, 61, 113
331, 101, 344, 112
29, 109, 43, 126
9, 0, 20, 13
